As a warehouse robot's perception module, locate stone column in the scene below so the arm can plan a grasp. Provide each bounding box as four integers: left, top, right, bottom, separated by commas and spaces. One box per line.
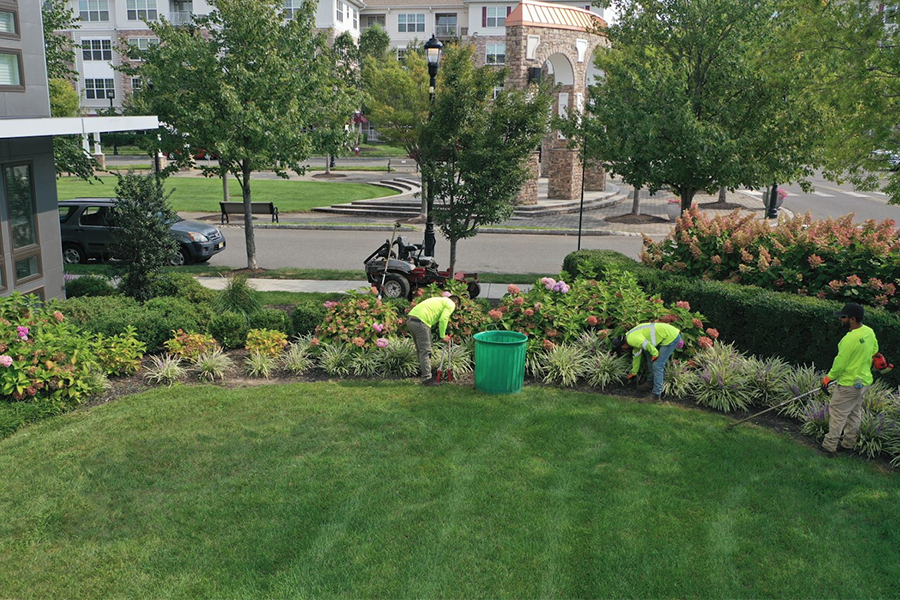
584, 160, 606, 191
516, 151, 540, 205
91, 132, 105, 169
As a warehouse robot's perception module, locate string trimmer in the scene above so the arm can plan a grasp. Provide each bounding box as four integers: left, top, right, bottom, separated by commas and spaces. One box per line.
727, 384, 830, 430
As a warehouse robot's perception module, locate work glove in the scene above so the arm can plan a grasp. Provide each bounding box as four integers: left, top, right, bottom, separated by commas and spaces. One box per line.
821, 376, 832, 393
626, 374, 637, 384
651, 355, 659, 362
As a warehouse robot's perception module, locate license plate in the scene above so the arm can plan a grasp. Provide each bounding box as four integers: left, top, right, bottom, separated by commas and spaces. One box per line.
217, 242, 224, 249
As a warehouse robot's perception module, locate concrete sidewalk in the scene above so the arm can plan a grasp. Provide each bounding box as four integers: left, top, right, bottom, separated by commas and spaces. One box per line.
195, 276, 533, 299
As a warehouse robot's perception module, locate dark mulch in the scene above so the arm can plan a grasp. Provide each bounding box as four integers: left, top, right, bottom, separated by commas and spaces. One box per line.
312, 172, 347, 179
605, 213, 672, 225
696, 201, 754, 211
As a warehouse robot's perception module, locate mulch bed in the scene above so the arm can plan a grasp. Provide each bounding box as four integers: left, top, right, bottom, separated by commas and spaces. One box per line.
605, 213, 672, 225
696, 201, 756, 211
312, 173, 347, 179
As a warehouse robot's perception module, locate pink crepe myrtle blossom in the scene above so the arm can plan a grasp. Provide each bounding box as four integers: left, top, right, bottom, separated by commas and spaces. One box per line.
376, 338, 389, 348
0, 355, 12, 367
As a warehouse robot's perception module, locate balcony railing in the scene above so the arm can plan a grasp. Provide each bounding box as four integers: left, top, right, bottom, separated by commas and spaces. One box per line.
435, 25, 457, 37
168, 11, 194, 26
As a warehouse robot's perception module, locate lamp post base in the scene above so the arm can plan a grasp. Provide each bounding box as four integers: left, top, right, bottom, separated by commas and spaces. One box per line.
424, 220, 436, 257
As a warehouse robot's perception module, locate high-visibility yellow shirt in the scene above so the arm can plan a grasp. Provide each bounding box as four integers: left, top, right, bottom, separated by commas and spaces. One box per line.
828, 324, 878, 386
625, 322, 681, 374
408, 297, 456, 338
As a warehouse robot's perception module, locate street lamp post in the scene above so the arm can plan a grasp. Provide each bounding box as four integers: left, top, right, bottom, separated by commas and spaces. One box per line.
105, 89, 118, 155
423, 34, 443, 257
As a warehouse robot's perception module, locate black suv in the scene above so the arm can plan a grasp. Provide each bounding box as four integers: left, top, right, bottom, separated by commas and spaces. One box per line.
58, 198, 226, 265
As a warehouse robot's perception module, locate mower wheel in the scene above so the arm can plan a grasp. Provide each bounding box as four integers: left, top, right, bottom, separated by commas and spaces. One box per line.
381, 273, 411, 299
467, 281, 481, 299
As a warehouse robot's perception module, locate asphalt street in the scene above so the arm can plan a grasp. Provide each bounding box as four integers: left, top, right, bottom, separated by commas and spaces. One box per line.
207, 228, 645, 273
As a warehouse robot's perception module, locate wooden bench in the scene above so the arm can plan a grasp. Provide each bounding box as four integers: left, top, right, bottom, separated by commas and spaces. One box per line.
219, 201, 279, 224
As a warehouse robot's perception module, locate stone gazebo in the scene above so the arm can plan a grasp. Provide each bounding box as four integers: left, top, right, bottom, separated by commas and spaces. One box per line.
506, 0, 609, 204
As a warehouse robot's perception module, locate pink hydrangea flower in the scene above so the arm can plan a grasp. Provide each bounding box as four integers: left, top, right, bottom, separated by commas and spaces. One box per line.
373, 323, 384, 333
542, 339, 555, 350
524, 308, 534, 317
698, 336, 714, 349
323, 301, 338, 309
508, 284, 520, 295
587, 316, 598, 326
533, 302, 542, 311
0, 355, 12, 367
488, 309, 503, 321
52, 311, 64, 322
16, 326, 28, 341
352, 337, 365, 347
376, 338, 389, 348
692, 318, 703, 329
675, 301, 690, 310
442, 291, 452, 297
513, 297, 525, 306
705, 328, 720, 339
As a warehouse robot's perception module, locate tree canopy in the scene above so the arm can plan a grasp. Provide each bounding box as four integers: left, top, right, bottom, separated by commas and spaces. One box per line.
124, 0, 354, 268
588, 0, 826, 210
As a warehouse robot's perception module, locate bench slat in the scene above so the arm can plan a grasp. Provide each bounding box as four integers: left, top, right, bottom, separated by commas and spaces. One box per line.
220, 201, 279, 224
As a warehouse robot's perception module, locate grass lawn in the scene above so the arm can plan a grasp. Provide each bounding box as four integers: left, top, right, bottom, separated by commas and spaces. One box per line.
57, 176, 396, 213
1, 382, 898, 598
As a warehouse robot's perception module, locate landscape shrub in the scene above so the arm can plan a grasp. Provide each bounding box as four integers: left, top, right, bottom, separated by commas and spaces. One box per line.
585, 351, 630, 390
539, 343, 589, 387
58, 295, 143, 335
245, 329, 289, 357
641, 208, 900, 308
207, 312, 249, 350
428, 340, 473, 376
65, 274, 116, 298
0, 293, 105, 405
318, 343, 353, 377
290, 300, 327, 336
248, 308, 291, 335
417, 281, 490, 341
91, 326, 146, 376
134, 297, 208, 353
213, 276, 263, 317
562, 249, 900, 387
380, 337, 419, 377
148, 271, 218, 304
164, 330, 220, 361
316, 291, 402, 348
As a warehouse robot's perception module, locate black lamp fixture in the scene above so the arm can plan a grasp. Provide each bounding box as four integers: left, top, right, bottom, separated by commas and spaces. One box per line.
105, 87, 116, 108
422, 34, 443, 257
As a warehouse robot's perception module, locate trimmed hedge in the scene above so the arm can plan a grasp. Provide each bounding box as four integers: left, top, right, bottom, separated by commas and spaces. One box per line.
563, 250, 900, 386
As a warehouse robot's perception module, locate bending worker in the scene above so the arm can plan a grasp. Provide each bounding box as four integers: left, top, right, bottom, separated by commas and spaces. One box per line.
612, 322, 682, 400
407, 295, 461, 386
821, 302, 879, 457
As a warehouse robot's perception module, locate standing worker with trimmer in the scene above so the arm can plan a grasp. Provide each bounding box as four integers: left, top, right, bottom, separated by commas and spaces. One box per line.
821, 302, 879, 457
407, 295, 461, 386
612, 322, 682, 401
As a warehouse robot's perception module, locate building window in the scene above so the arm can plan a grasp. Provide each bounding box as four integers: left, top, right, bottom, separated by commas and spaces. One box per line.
364, 15, 385, 29
398, 14, 425, 33
336, 0, 344, 23
282, 0, 303, 19
486, 43, 506, 65
3, 163, 41, 285
0, 50, 23, 90
78, 0, 110, 22
436, 14, 457, 36
127, 37, 158, 60
81, 39, 113, 61
486, 6, 507, 27
84, 78, 115, 100
131, 77, 142, 92
126, 0, 157, 21
353, 8, 358, 29
0, 9, 19, 39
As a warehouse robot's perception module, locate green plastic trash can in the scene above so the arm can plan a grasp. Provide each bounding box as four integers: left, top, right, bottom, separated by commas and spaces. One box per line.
473, 330, 528, 394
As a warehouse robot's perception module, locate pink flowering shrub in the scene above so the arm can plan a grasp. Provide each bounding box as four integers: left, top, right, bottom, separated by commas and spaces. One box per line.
641, 207, 900, 308
316, 290, 402, 348
413, 281, 490, 343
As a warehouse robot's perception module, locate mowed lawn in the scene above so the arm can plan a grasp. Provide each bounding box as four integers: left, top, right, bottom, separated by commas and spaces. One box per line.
56, 176, 397, 213
1, 382, 899, 599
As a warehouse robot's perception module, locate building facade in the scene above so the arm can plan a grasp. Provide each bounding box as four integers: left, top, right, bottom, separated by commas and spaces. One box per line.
1, 0, 157, 300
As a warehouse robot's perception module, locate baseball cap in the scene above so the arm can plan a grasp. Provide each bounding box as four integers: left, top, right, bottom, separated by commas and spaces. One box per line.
834, 302, 865, 321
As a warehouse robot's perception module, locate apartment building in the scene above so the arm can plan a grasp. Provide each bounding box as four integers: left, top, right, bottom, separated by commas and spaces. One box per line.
1, 0, 156, 299
59, 0, 365, 113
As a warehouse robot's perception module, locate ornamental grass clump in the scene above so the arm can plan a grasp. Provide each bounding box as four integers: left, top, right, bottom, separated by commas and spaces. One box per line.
585, 351, 629, 390
380, 337, 419, 378
693, 349, 754, 412
780, 365, 826, 418
540, 344, 589, 387
663, 359, 699, 398
144, 354, 186, 386
244, 352, 277, 379
863, 380, 897, 412
213, 276, 263, 318
575, 329, 610, 355
856, 409, 890, 458
350, 348, 384, 377
318, 343, 353, 377
192, 348, 234, 382
742, 355, 792, 406
429, 341, 473, 376
280, 339, 316, 375
800, 401, 830, 440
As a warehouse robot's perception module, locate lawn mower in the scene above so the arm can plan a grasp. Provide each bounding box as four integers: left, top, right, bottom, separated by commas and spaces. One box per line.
363, 233, 480, 300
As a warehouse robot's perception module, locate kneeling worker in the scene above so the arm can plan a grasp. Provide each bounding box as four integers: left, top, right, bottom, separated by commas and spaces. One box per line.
612, 322, 682, 400
407, 295, 461, 386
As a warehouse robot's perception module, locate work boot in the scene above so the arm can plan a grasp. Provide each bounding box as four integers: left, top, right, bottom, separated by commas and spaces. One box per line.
422, 378, 442, 387
636, 381, 652, 392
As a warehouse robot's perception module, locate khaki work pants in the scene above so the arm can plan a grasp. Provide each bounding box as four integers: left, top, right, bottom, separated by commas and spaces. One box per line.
407, 317, 433, 381
822, 384, 867, 453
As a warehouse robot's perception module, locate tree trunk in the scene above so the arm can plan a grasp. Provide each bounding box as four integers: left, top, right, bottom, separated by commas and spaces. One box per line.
631, 186, 641, 215
717, 185, 727, 204
221, 170, 228, 204
325, 155, 331, 175
680, 189, 696, 213
241, 160, 257, 270
449, 237, 457, 277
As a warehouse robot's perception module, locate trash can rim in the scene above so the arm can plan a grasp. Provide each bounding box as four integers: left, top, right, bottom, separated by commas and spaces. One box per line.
473, 330, 528, 344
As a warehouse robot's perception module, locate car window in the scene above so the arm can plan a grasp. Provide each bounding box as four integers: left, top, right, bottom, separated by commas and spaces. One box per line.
59, 206, 77, 223
79, 206, 111, 226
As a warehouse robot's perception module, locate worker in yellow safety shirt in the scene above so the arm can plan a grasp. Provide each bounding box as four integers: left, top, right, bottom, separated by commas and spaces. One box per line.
407, 295, 460, 386
611, 322, 682, 400
821, 302, 879, 457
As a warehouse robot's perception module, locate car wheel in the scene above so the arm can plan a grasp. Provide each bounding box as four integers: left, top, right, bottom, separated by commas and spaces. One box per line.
62, 243, 87, 264
382, 273, 411, 299
168, 247, 191, 267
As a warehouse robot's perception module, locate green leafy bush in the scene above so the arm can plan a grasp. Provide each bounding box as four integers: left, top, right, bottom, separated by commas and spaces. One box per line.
245, 328, 288, 357
291, 301, 328, 336
208, 312, 249, 350
92, 326, 146, 376
416, 282, 490, 342
248, 308, 291, 335
164, 329, 220, 361
134, 297, 210, 353
58, 295, 143, 336
148, 271, 218, 304
65, 274, 116, 298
